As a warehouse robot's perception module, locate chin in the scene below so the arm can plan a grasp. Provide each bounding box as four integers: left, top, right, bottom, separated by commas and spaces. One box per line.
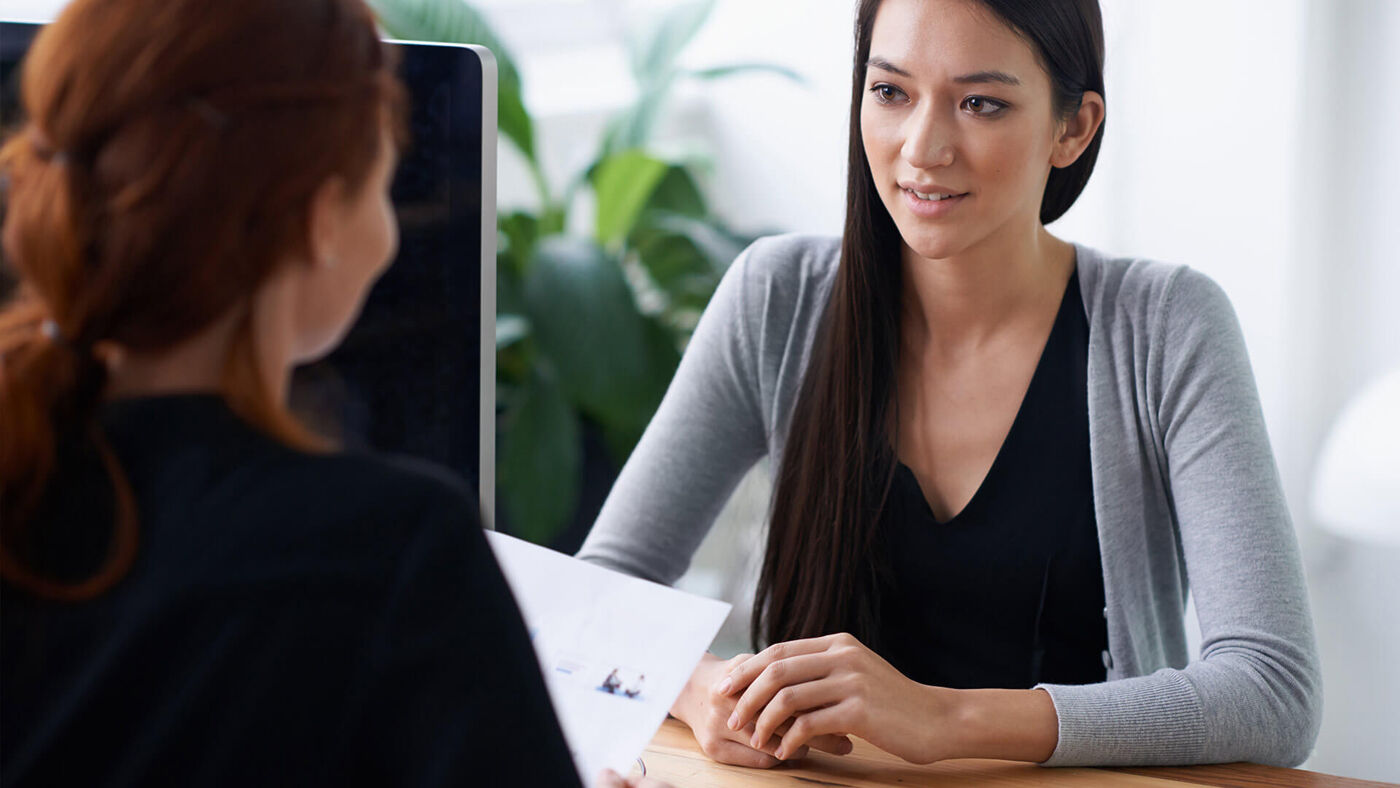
895, 224, 975, 262
293, 328, 347, 366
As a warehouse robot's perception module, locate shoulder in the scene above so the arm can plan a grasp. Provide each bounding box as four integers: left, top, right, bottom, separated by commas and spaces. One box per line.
713, 233, 841, 336
1074, 242, 1239, 345
733, 233, 842, 283
263, 449, 478, 530
200, 444, 483, 578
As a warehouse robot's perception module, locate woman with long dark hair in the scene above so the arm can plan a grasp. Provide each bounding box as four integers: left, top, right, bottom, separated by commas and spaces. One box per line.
0, 1, 664, 785
579, 0, 1320, 769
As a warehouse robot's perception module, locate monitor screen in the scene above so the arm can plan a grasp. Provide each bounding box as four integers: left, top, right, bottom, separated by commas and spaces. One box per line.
0, 23, 497, 520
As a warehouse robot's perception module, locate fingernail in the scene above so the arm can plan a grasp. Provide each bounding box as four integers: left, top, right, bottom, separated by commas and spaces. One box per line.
727, 712, 739, 730
715, 677, 732, 695
775, 747, 787, 760
750, 733, 761, 748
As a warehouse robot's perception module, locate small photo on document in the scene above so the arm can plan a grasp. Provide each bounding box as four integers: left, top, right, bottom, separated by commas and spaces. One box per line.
596, 667, 647, 701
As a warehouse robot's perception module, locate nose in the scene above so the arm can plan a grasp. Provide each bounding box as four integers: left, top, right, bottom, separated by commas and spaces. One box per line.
901, 104, 956, 169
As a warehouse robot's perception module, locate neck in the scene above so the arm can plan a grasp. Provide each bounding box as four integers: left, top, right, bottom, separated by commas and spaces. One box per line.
900, 223, 1074, 352
102, 273, 296, 404
102, 310, 241, 399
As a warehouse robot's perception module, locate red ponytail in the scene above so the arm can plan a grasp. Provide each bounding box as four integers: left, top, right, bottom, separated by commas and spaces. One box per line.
0, 0, 406, 600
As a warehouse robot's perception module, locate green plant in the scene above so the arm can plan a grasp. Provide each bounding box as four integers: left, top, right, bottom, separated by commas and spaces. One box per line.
369, 0, 801, 544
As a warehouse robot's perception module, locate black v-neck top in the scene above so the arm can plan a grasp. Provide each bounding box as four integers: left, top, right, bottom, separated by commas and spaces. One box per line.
876, 270, 1108, 690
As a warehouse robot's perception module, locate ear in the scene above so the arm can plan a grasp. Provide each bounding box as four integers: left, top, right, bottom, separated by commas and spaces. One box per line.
1050, 90, 1105, 169
305, 175, 348, 269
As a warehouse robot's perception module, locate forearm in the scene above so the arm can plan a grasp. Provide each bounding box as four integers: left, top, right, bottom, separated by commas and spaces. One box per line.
938, 687, 1058, 763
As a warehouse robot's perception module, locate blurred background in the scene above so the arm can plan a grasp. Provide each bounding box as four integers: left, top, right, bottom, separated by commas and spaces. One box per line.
9, 0, 1398, 780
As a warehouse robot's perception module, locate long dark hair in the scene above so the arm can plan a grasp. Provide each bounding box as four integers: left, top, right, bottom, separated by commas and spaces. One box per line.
752, 0, 1106, 649
0, 0, 406, 601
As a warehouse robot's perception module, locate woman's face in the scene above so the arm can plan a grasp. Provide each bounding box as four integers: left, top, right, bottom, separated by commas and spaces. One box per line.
860, 0, 1066, 261
292, 127, 399, 363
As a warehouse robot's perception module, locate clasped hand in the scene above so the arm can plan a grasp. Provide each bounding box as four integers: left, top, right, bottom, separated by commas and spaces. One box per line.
712, 632, 951, 764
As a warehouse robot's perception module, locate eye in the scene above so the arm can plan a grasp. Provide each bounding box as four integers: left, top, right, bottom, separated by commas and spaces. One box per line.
962, 96, 1009, 116
868, 83, 908, 105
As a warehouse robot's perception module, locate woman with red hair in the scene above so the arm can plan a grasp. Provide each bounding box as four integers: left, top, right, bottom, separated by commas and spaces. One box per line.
0, 1, 654, 785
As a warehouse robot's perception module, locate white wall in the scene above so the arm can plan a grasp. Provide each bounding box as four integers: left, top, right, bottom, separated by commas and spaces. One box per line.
1286, 2, 1400, 780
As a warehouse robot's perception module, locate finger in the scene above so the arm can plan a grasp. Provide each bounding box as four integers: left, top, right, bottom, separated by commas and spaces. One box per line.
595, 768, 626, 788
785, 743, 812, 760
808, 734, 854, 755
730, 652, 833, 732
763, 741, 811, 761
750, 681, 842, 747
737, 723, 811, 761
747, 734, 811, 762
773, 720, 852, 756
708, 737, 782, 768
719, 637, 832, 696
708, 654, 751, 697
716, 653, 755, 687
774, 703, 856, 761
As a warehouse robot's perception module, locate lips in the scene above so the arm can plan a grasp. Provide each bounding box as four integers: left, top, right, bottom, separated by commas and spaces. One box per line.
900, 186, 968, 217
904, 188, 963, 202
897, 180, 967, 198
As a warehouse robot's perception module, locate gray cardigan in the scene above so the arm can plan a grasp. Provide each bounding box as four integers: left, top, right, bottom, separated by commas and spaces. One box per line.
576, 234, 1321, 767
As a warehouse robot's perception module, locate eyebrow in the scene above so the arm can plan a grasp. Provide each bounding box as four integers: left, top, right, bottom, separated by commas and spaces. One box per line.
953, 70, 1021, 86
866, 56, 913, 77
866, 57, 1022, 87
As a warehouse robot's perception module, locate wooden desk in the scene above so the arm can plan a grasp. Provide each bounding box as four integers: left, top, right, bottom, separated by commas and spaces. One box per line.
641, 718, 1392, 787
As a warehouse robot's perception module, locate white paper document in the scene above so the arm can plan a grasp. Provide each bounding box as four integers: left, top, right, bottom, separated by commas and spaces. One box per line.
486, 531, 730, 785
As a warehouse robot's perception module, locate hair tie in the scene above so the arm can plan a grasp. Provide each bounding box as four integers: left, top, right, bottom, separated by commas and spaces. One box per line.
27, 128, 71, 166
39, 318, 81, 353
38, 318, 105, 380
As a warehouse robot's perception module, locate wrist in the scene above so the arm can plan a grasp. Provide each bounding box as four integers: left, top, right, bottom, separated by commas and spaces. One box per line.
941, 687, 1059, 763
917, 684, 962, 763
671, 652, 721, 722
943, 687, 979, 758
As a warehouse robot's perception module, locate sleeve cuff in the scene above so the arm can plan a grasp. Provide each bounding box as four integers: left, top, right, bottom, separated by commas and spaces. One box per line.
1035, 670, 1207, 766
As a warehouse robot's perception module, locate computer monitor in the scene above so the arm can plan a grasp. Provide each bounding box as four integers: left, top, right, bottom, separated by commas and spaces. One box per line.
0, 22, 498, 524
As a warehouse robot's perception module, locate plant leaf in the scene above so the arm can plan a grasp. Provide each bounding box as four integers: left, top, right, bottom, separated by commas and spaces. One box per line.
688, 63, 807, 84
498, 86, 536, 164
631, 232, 713, 299
498, 368, 581, 544
629, 211, 748, 318
495, 313, 530, 349
636, 211, 747, 274
498, 210, 540, 276
367, 0, 536, 161
632, 0, 717, 84
523, 237, 676, 433
591, 150, 670, 245
495, 262, 533, 385
645, 165, 706, 218
596, 68, 678, 158
600, 318, 682, 463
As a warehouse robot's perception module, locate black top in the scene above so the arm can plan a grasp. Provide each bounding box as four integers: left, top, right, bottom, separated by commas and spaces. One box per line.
0, 396, 582, 788
877, 271, 1108, 690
